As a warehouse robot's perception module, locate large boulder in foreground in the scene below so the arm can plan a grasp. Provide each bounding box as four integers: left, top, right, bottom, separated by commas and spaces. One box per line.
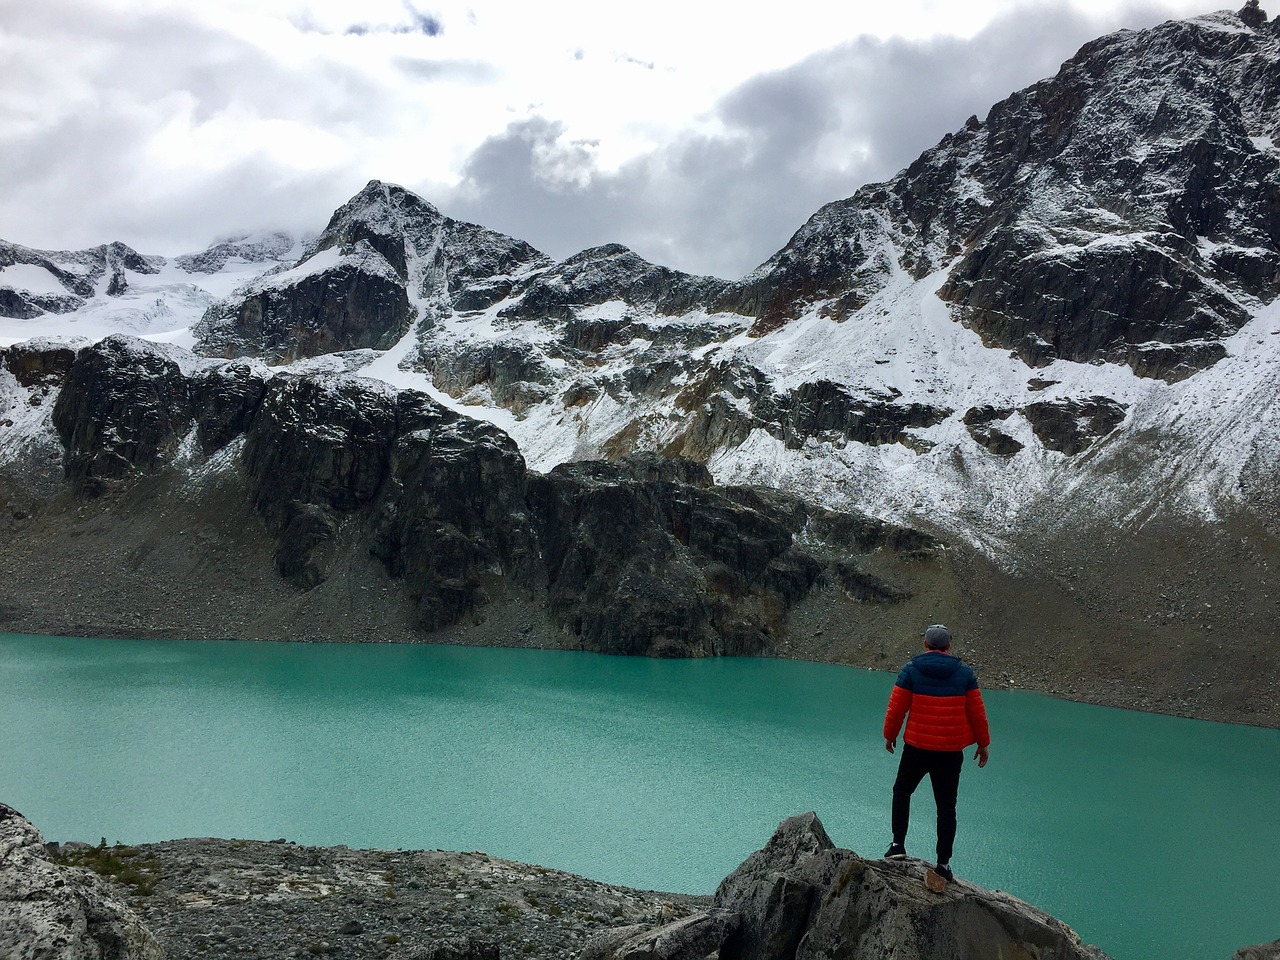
584, 812, 1112, 960
0, 803, 163, 959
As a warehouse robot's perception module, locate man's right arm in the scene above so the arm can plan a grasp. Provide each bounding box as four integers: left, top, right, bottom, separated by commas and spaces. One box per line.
965, 670, 991, 766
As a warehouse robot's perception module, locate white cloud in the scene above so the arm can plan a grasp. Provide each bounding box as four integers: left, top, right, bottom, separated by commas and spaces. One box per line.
0, 0, 1212, 269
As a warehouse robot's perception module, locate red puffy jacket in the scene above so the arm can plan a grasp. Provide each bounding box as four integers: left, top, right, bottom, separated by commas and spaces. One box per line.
883, 651, 990, 752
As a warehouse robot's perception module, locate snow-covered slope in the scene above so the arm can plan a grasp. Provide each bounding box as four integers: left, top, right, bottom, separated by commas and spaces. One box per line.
0, 233, 307, 350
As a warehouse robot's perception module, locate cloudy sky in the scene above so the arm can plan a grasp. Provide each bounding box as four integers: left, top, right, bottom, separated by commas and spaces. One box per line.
1, 0, 1211, 278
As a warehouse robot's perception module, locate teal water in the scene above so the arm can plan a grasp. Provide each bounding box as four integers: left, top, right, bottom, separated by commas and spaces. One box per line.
0, 633, 1275, 959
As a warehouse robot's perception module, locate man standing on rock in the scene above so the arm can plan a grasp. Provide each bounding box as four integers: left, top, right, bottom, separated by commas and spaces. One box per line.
882, 624, 990, 890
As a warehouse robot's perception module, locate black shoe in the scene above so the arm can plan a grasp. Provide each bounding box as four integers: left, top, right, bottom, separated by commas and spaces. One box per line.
933, 863, 953, 882
884, 841, 907, 860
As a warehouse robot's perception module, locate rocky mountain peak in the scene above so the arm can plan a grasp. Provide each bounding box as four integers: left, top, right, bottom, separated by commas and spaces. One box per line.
194, 180, 553, 361
722, 9, 1280, 380
498, 241, 731, 323
310, 179, 447, 274
0, 238, 164, 319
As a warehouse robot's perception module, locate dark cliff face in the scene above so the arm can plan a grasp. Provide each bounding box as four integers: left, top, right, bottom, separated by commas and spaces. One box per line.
0, 340, 80, 388
526, 457, 821, 657
51, 336, 194, 496
936, 15, 1280, 381
35, 337, 932, 657
194, 242, 414, 363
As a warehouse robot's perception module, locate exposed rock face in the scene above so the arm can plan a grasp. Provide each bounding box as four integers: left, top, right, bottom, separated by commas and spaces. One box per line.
962, 406, 1024, 456
1022, 396, 1127, 455
0, 339, 82, 388
188, 360, 269, 454
765, 381, 949, 450
498, 244, 729, 322
0, 804, 163, 960
666, 363, 951, 461
580, 913, 740, 960
717, 14, 1280, 382
1234, 940, 1280, 960
716, 192, 924, 333
934, 14, 1280, 381
51, 336, 194, 496
526, 456, 821, 656
194, 241, 413, 363
32, 337, 932, 657
418, 340, 558, 413
584, 813, 1112, 960
368, 393, 542, 630
174, 231, 296, 274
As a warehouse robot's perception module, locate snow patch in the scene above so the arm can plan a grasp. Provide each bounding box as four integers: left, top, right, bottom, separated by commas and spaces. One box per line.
253, 246, 344, 290
0, 263, 69, 297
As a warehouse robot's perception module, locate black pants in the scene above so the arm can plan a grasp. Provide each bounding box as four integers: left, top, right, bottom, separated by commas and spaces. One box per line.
892, 743, 964, 863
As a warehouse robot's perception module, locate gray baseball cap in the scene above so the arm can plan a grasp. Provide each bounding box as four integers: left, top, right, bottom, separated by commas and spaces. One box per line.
923, 624, 952, 649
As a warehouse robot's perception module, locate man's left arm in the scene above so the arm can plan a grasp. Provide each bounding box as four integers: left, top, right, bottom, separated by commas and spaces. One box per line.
883, 680, 912, 753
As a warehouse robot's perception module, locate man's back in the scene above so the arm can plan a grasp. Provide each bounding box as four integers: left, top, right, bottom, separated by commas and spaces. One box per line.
884, 651, 989, 753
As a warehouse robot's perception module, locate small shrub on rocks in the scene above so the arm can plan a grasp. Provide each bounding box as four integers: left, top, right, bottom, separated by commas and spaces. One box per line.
55, 840, 162, 896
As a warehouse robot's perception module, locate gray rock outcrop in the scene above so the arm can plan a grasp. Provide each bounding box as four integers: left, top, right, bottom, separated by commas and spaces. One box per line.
0, 804, 163, 960
1234, 940, 1280, 960
1021, 396, 1128, 455
583, 812, 1112, 960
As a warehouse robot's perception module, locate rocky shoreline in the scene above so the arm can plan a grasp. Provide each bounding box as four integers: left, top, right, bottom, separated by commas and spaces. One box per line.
58, 836, 705, 960
4, 798, 705, 960
5, 805, 1277, 960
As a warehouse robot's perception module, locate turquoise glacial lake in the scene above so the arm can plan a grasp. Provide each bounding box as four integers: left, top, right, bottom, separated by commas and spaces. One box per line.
1, 633, 1276, 959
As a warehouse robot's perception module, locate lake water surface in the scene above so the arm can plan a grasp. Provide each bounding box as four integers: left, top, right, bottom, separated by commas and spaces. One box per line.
1, 633, 1276, 959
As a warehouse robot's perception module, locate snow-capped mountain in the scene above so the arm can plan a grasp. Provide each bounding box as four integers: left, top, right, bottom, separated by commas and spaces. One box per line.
0, 232, 308, 348
171, 12, 1280, 543
2, 9, 1278, 725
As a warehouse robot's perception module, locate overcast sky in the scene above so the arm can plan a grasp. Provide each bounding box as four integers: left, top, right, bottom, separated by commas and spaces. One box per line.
1, 0, 1212, 279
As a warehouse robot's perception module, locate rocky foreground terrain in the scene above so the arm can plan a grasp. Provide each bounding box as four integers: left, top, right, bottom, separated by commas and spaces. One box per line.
1, 804, 1129, 960
7, 803, 1278, 960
